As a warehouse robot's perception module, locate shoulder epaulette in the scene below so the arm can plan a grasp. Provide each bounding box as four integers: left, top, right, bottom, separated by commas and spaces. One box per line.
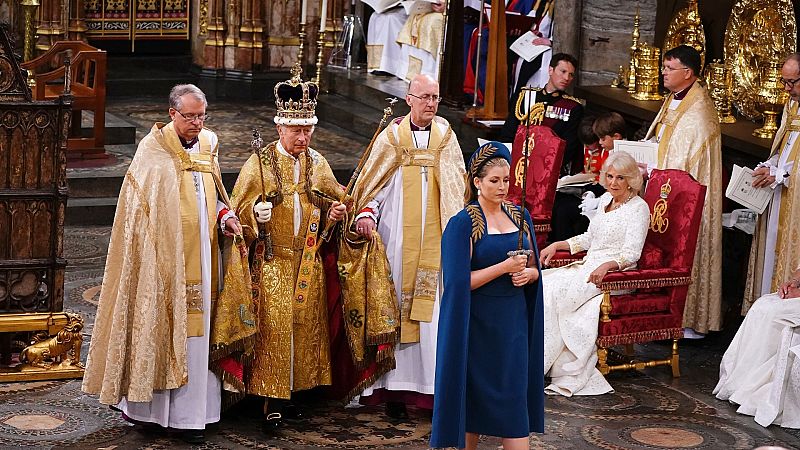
563, 94, 585, 106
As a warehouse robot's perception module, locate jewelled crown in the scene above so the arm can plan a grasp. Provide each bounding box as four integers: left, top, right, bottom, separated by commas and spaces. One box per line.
274, 63, 318, 126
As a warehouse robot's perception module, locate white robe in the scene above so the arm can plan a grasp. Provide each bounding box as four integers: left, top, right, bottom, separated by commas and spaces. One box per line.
360, 122, 448, 397
367, 6, 408, 78
366, 6, 441, 81
755, 107, 799, 297
714, 294, 800, 429
118, 136, 223, 430
542, 193, 650, 396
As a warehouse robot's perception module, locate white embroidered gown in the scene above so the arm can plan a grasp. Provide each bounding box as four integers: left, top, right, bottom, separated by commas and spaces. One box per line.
714, 294, 800, 428
542, 192, 650, 396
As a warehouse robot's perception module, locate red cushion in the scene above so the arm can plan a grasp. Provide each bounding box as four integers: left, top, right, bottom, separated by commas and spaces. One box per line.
609, 291, 670, 316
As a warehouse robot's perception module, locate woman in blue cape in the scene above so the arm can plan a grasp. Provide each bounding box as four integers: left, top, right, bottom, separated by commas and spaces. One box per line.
430, 141, 545, 449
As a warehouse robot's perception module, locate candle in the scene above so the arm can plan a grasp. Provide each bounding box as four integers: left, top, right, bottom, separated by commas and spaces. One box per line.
319, 0, 327, 33
300, 0, 307, 25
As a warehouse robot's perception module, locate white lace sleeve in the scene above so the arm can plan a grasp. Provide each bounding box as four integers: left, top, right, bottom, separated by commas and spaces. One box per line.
614, 199, 650, 270
567, 224, 592, 254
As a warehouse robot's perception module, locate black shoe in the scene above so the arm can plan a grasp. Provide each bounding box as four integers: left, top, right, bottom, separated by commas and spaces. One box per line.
263, 412, 283, 433
385, 401, 408, 420
180, 430, 205, 444
282, 403, 304, 421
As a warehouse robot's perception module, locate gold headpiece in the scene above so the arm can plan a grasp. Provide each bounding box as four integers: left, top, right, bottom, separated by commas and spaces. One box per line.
274, 63, 318, 126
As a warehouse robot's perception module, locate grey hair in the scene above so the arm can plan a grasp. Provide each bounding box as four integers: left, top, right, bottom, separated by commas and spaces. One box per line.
787, 53, 800, 66
169, 84, 207, 110
599, 151, 644, 193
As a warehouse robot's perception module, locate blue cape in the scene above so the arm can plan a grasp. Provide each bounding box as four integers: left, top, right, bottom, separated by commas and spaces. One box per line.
430, 203, 545, 448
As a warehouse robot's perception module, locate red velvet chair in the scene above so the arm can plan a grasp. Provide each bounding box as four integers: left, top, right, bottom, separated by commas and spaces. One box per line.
507, 123, 566, 249
548, 169, 706, 377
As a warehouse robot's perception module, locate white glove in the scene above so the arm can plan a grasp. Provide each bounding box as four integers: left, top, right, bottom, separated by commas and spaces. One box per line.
579, 192, 601, 218
254, 201, 273, 224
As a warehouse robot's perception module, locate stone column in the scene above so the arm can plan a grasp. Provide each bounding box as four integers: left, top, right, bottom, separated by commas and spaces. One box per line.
66, 0, 86, 41
203, 0, 227, 69
552, 0, 582, 68
35, 0, 65, 53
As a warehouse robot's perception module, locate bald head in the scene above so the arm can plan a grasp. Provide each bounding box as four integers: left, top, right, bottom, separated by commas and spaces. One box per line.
406, 74, 440, 127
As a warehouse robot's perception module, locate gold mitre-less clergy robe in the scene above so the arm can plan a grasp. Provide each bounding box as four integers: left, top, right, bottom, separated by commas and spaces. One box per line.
351, 116, 466, 344
645, 82, 723, 334
231, 142, 341, 399
744, 99, 800, 313
82, 122, 247, 405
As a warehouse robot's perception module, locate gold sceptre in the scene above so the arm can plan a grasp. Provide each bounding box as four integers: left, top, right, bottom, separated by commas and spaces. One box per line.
251, 129, 278, 261
316, 97, 399, 241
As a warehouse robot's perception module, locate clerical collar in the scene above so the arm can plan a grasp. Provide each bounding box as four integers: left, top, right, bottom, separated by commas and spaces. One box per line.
180, 136, 198, 149
672, 82, 694, 100
410, 120, 431, 132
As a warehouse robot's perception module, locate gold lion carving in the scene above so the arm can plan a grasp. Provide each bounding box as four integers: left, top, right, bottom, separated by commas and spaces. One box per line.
19, 315, 84, 370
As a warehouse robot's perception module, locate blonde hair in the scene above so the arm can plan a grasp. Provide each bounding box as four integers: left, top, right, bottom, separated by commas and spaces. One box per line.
599, 151, 643, 194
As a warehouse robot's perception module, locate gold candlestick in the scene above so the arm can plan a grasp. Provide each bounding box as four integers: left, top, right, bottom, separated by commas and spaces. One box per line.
298, 22, 307, 67
315, 30, 325, 85
627, 5, 640, 95
21, 0, 41, 62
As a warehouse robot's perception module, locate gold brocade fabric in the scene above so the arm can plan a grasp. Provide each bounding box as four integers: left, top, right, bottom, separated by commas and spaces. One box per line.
394, 116, 444, 343
397, 12, 444, 56
645, 83, 723, 333
82, 123, 230, 405
230, 142, 340, 399
743, 100, 800, 313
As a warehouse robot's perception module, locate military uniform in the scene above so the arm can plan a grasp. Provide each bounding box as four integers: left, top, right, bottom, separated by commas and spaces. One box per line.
500, 87, 584, 176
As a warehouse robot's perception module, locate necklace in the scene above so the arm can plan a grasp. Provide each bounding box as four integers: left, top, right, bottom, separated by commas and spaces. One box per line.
608, 192, 635, 212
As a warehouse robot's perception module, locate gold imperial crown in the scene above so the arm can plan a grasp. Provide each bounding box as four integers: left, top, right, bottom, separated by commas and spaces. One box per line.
274, 63, 318, 126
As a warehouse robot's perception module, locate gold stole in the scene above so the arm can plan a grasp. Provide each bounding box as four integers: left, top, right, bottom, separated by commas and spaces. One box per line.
163, 123, 220, 337
773, 101, 800, 290
391, 116, 444, 343
653, 84, 701, 166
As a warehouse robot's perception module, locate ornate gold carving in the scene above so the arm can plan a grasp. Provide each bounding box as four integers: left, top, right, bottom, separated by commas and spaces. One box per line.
704, 59, 736, 123
199, 0, 209, 34
753, 60, 789, 139
18, 314, 84, 370
632, 45, 663, 101
662, 0, 706, 68
21, 0, 40, 62
724, 0, 797, 121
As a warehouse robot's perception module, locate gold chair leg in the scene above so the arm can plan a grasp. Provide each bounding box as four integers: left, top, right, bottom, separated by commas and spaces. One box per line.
597, 346, 610, 375
670, 339, 680, 377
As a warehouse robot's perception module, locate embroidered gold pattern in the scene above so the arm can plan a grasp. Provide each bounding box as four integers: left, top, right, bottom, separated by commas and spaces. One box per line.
650, 178, 671, 233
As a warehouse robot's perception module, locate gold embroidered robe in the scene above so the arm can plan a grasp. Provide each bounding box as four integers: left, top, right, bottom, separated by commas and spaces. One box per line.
645, 82, 723, 333
231, 142, 341, 399
82, 123, 252, 405
743, 99, 800, 313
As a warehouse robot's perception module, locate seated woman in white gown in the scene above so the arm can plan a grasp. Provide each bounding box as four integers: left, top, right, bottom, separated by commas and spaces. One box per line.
539, 152, 650, 397
713, 271, 800, 429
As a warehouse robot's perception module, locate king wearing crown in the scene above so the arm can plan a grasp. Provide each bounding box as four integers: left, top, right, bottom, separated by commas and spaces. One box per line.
226, 65, 346, 430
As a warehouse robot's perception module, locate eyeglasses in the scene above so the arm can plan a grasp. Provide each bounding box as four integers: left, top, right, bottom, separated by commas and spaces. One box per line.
780, 77, 800, 88
408, 93, 442, 103
176, 110, 209, 122
661, 65, 690, 74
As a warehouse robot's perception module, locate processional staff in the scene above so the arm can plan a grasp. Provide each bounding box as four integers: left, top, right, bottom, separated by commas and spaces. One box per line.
251, 128, 276, 261
316, 96, 399, 241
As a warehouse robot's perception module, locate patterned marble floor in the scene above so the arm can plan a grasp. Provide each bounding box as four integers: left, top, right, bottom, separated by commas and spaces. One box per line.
0, 226, 798, 450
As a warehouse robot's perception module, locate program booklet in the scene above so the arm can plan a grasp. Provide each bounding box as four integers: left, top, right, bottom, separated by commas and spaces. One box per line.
510, 31, 551, 62
725, 164, 772, 214
613, 140, 658, 167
